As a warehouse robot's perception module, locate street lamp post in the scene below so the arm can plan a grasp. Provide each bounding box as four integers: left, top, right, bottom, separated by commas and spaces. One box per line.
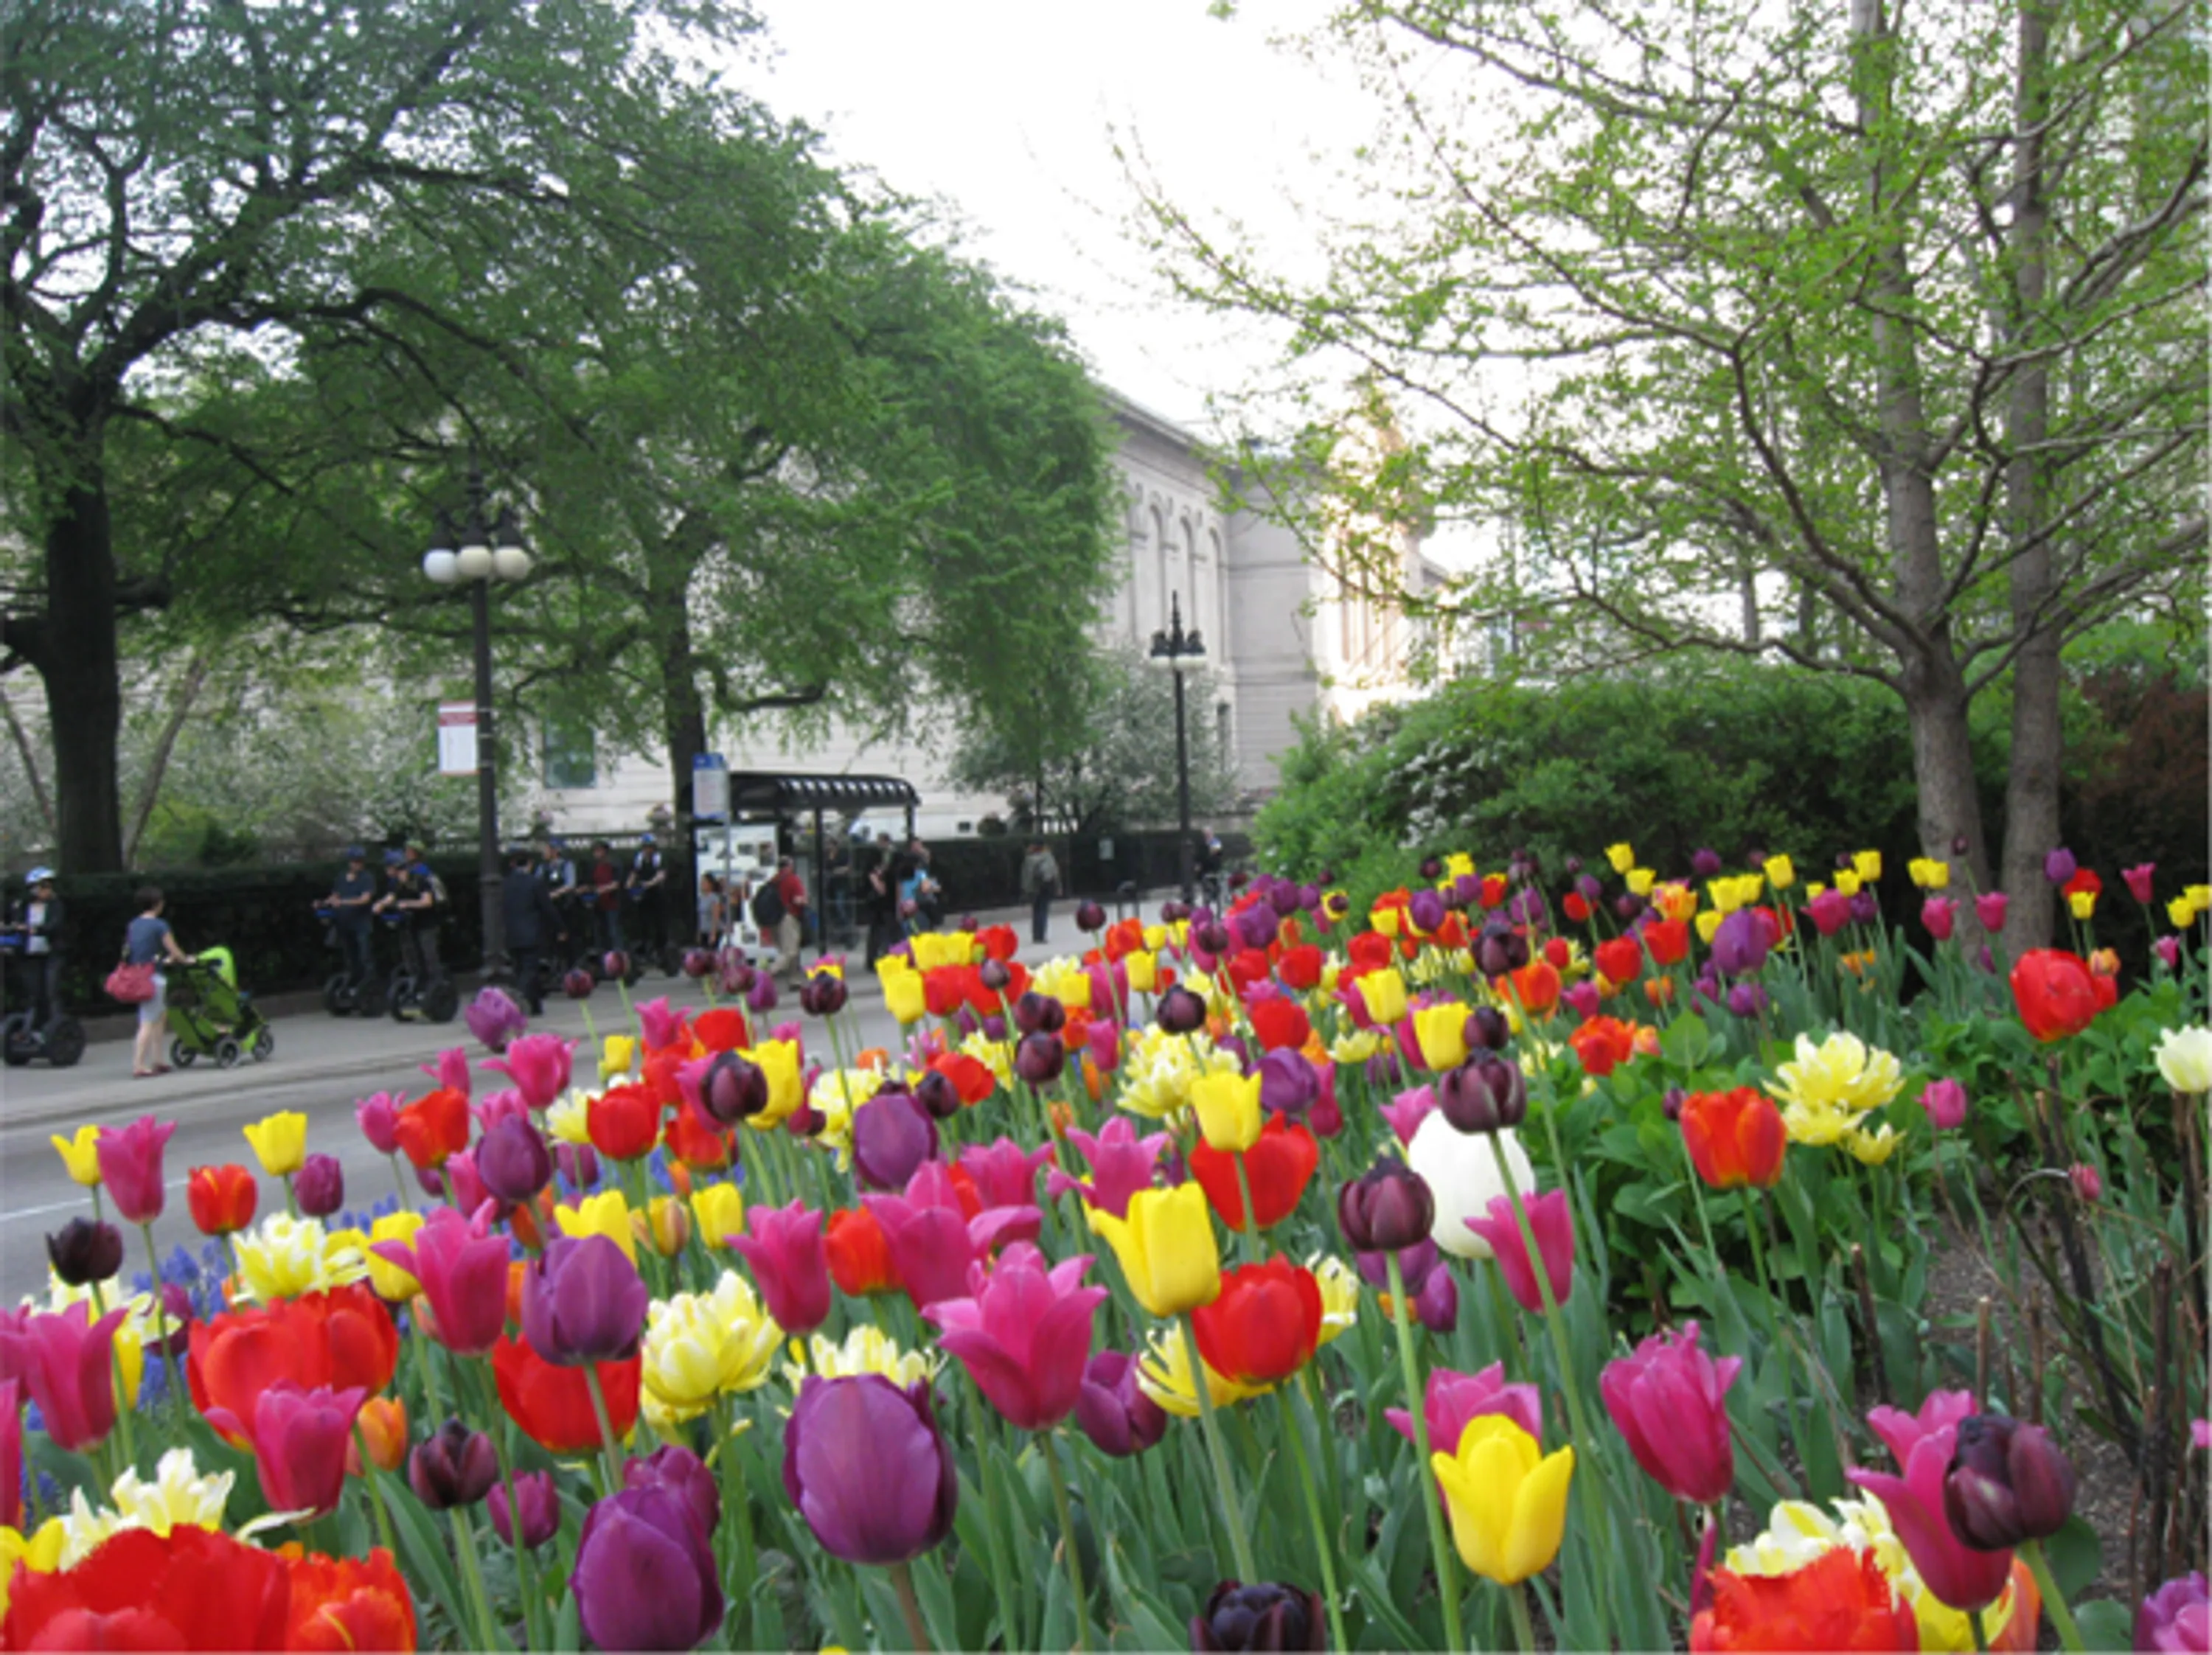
422, 470, 530, 982
1147, 590, 1206, 905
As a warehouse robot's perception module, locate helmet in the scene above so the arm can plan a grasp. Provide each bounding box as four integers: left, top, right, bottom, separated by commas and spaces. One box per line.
24, 866, 54, 886
383, 849, 405, 865
344, 846, 366, 861
639, 832, 655, 846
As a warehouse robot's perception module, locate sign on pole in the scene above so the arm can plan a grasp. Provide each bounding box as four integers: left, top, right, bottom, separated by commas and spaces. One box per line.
437, 702, 478, 776
692, 753, 729, 823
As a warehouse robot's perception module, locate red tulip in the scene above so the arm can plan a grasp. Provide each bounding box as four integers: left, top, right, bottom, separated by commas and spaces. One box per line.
1190, 1115, 1321, 1232
2008, 949, 2103, 1042
587, 1082, 663, 1161
1644, 919, 1691, 967
0, 1525, 292, 1651
1594, 936, 1643, 986
825, 1207, 902, 1297
492, 1331, 641, 1454
284, 1547, 417, 1653
187, 1286, 399, 1437
1192, 1260, 1323, 1386
393, 1087, 470, 1170
1680, 1088, 1787, 1191
187, 1164, 258, 1237
1247, 997, 1311, 1052
1507, 960, 1561, 1014
1691, 1547, 1919, 1651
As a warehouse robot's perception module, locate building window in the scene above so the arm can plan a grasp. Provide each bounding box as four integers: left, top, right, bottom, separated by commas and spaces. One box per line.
543, 717, 597, 790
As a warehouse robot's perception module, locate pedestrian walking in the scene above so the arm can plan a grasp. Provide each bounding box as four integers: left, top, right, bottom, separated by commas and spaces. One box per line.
122, 886, 194, 1078
1020, 839, 1061, 944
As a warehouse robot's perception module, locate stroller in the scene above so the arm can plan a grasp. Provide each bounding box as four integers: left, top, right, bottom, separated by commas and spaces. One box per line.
166, 946, 275, 1068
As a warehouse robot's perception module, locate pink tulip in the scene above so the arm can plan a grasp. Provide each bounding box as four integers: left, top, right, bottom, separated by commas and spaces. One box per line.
1381, 1086, 1437, 1148
1464, 1189, 1576, 1312
0, 1303, 125, 1452
1805, 888, 1853, 937
1046, 1118, 1168, 1219
923, 1243, 1107, 1431
637, 997, 686, 1053
2154, 936, 2183, 973
959, 1138, 1053, 1210
1975, 891, 2009, 933
372, 1207, 510, 1355
471, 1088, 530, 1135
1085, 1018, 1122, 1074
487, 1034, 575, 1112
355, 1093, 403, 1156
865, 1163, 1041, 1309
729, 1200, 832, 1337
1601, 1320, 1740, 1504
1921, 896, 1958, 941
1562, 980, 1603, 1020
95, 1115, 175, 1224
1386, 1362, 1542, 1455
2124, 863, 2157, 904
1848, 1390, 2014, 1613
0, 1377, 22, 1530
1919, 1078, 1970, 1131
206, 1381, 365, 1516
420, 1046, 472, 1098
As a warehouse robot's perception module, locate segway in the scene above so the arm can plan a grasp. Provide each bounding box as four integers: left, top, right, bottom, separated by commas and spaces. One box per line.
317, 905, 386, 1017
0, 928, 85, 1068
381, 913, 459, 1024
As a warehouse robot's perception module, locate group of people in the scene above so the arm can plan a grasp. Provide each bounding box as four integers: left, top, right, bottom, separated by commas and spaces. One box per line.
321, 843, 454, 999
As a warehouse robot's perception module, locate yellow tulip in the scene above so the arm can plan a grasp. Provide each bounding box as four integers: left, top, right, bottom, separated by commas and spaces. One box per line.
557, 1189, 638, 1264
1412, 1003, 1470, 1071
1846, 1124, 1902, 1166
1834, 870, 1863, 898
2067, 888, 2097, 921
0, 1519, 66, 1620
364, 1211, 425, 1300
640, 1272, 782, 1421
2168, 895, 2197, 929
1358, 968, 1409, 1025
636, 1195, 691, 1258
1763, 854, 1796, 891
2186, 884, 2211, 914
691, 1182, 745, 1250
1805, 881, 1826, 901
1707, 879, 1745, 916
1695, 910, 1725, 945
601, 1035, 636, 1080
1087, 1183, 1222, 1318
242, 1111, 308, 1178
1431, 1415, 1576, 1585
1625, 868, 1655, 898
1126, 950, 1158, 994
1192, 1070, 1262, 1153
1907, 857, 1951, 891
883, 969, 926, 1027
1142, 924, 1170, 952
1854, 850, 1883, 884
51, 1126, 102, 1188
748, 1039, 804, 1129
1605, 843, 1635, 875
1370, 905, 1401, 938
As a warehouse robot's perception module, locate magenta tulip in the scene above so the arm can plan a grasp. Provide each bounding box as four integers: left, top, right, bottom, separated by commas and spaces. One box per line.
1044, 1118, 1168, 1219
636, 997, 684, 1052
420, 1045, 472, 1098
95, 1116, 174, 1224
1848, 1390, 2015, 1613
1805, 888, 1853, 938
2124, 863, 2157, 904
1975, 891, 2009, 933
1920, 1078, 1970, 1131
1921, 896, 1958, 941
1464, 1190, 1576, 1312
959, 1137, 1054, 1210
355, 1093, 403, 1156
864, 1163, 1040, 1309
207, 1382, 365, 1516
0, 1303, 125, 1452
490, 1470, 562, 1549
488, 1034, 575, 1111
0, 1377, 20, 1530
923, 1244, 1107, 1431
1380, 1085, 1437, 1148
1386, 1362, 1542, 1457
1601, 1320, 1740, 1504
728, 1201, 832, 1337
372, 1207, 510, 1356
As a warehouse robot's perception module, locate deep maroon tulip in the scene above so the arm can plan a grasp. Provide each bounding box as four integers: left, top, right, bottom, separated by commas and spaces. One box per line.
1944, 1414, 2076, 1550
1075, 1350, 1169, 1458
782, 1374, 958, 1565
852, 1091, 938, 1191
563, 967, 596, 1000
1419, 855, 1444, 881
1012, 992, 1065, 1036
521, 1235, 649, 1365
96, 1116, 175, 1224
1437, 1051, 1526, 1133
1690, 848, 1723, 879
914, 1067, 961, 1121
1190, 1580, 1326, 1651
478, 1117, 553, 1203
411, 1417, 500, 1509
624, 1444, 720, 1541
1464, 1006, 1509, 1051
1157, 985, 1208, 1034
45, 1219, 123, 1287
1339, 1157, 1435, 1253
730, 1200, 832, 1336
696, 1051, 768, 1126
681, 948, 715, 980
294, 1154, 344, 1219
717, 955, 754, 997
1192, 919, 1231, 957
602, 950, 631, 981
1015, 1031, 1065, 1086
978, 957, 1012, 993
1075, 899, 1106, 932
573, 1485, 723, 1653
1613, 893, 1645, 923
489, 1469, 561, 1548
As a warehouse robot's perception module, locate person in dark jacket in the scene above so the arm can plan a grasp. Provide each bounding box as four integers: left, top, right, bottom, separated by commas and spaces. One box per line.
17, 867, 63, 1029
501, 849, 566, 1014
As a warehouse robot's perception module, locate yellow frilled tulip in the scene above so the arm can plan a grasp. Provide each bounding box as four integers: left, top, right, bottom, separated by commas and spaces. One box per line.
1431, 1415, 1576, 1585
1412, 1003, 1470, 1072
691, 1182, 745, 1250
364, 1210, 424, 1300
1625, 868, 1655, 898
1854, 850, 1883, 883
0, 1519, 66, 1620
51, 1126, 102, 1188
1126, 950, 1158, 994
232, 1214, 368, 1303
1192, 1070, 1262, 1153
1136, 1323, 1275, 1416
601, 1035, 636, 1081
1605, 843, 1635, 875
1834, 869, 1862, 898
1763, 854, 1796, 891
1907, 857, 1951, 891
557, 1189, 638, 1264
2067, 888, 2097, 921
1359, 968, 1409, 1026
545, 1092, 593, 1146
749, 1039, 804, 1129
882, 968, 926, 1027
640, 1272, 782, 1421
1695, 910, 1725, 946
1087, 1183, 1221, 1318
1846, 1124, 1902, 1166
242, 1111, 308, 1178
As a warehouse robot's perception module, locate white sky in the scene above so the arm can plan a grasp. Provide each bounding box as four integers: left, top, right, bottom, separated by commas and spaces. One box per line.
726, 1, 1368, 434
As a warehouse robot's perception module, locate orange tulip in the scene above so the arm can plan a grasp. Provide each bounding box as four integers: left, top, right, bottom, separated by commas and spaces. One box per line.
1508, 959, 1561, 1014
349, 1396, 408, 1475
284, 1545, 417, 1651
1691, 1548, 1917, 1651
187, 1164, 258, 1236
1680, 1087, 1787, 1191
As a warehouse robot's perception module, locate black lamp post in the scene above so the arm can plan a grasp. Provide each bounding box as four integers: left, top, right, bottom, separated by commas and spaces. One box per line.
1147, 590, 1206, 905
422, 470, 529, 981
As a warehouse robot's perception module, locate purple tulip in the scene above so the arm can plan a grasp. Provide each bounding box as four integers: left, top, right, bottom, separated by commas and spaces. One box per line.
2043, 847, 2077, 885
1691, 848, 1723, 878
1600, 1320, 1740, 1505
1709, 908, 1769, 977
782, 1373, 959, 1564
852, 1090, 938, 1192
356, 1093, 403, 1156
410, 1417, 499, 1510
1386, 1362, 1542, 1457
924, 1242, 1107, 1430
1725, 980, 1769, 1020
486, 1034, 574, 1112
1920, 1078, 1969, 1131
1848, 1390, 2014, 1614
490, 1469, 561, 1549
1234, 905, 1280, 952
465, 986, 528, 1052
2137, 1573, 2209, 1654
1849, 891, 1880, 927
478, 1117, 553, 1203
295, 1154, 344, 1219
1357, 1236, 1442, 1296
1413, 1262, 1458, 1332
729, 1200, 832, 1337
624, 1444, 720, 1541
563, 967, 596, 1001
573, 1486, 723, 1652
745, 973, 779, 1014
555, 1141, 601, 1191
1256, 1048, 1318, 1118
1074, 1349, 1169, 1458
1408, 888, 1447, 935
521, 1235, 649, 1365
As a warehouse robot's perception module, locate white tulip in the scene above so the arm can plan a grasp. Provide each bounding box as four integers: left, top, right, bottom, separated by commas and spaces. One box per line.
1407, 1111, 1535, 1261
2153, 1025, 2212, 1095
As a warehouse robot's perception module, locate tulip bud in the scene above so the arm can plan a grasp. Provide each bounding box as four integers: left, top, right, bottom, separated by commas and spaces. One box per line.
1157, 986, 1208, 1034
1076, 899, 1107, 932
1613, 894, 1644, 922
634, 1196, 691, 1258
975, 957, 1011, 994
489, 1468, 562, 1548
354, 1396, 408, 1474
852, 1090, 937, 1191
1919, 1078, 1969, 1131
2068, 1163, 2102, 1203
1952, 835, 1971, 857
681, 948, 714, 980
1013, 992, 1065, 1036
410, 1418, 500, 1509
1190, 1580, 1326, 1652
1419, 855, 1442, 879
1338, 1157, 1435, 1252
295, 1153, 345, 1219
1464, 1006, 1509, 1051
563, 968, 595, 1000
1943, 1413, 2076, 1550
801, 975, 848, 1017
698, 1051, 768, 1126
1193, 919, 1231, 956
1662, 1086, 1687, 1122
745, 974, 779, 1014
1015, 1031, 1065, 1086
478, 1117, 553, 1204
602, 951, 631, 981
46, 1217, 123, 1286
1691, 848, 1722, 878
1437, 1051, 1526, 1133
1473, 923, 1523, 978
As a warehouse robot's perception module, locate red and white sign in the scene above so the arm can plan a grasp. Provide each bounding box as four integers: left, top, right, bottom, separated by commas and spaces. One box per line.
437, 701, 479, 776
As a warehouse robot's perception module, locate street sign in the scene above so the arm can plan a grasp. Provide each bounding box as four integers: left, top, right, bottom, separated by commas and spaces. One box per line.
437, 701, 477, 776
692, 752, 728, 823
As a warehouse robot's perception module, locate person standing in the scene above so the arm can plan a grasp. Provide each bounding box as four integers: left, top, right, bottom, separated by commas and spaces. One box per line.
1020, 840, 1061, 945
588, 840, 625, 956
698, 872, 726, 947
123, 886, 193, 1078
19, 867, 63, 1031
501, 849, 566, 1014
772, 856, 807, 986
627, 834, 668, 958
324, 846, 378, 993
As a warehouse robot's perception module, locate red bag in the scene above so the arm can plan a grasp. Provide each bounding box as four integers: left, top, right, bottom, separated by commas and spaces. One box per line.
105, 961, 157, 1003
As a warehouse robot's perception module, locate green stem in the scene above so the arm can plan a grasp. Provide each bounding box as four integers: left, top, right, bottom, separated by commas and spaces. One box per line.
1507, 1581, 1538, 1654
1384, 1253, 1464, 1655
1178, 1313, 1260, 1583
2020, 1535, 2085, 1653
353, 1424, 400, 1561
137, 1223, 182, 1418
448, 1504, 501, 1652
105, 1332, 139, 1471
282, 1173, 299, 1220
389, 1154, 416, 1211
888, 1558, 931, 1652
490, 1414, 540, 1652
716, 1400, 759, 1648
1275, 1388, 1347, 1652
1040, 1430, 1092, 1653
580, 1362, 627, 1495
964, 1382, 1024, 1651
408, 1311, 447, 1421
1969, 1606, 1992, 1651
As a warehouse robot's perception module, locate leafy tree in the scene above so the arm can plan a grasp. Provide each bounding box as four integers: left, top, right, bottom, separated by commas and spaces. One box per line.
1144, 0, 2205, 950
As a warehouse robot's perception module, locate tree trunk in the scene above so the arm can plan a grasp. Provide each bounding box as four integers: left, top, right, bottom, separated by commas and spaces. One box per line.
2000, 0, 2062, 961
1903, 650, 1994, 899
657, 562, 708, 953
41, 473, 126, 874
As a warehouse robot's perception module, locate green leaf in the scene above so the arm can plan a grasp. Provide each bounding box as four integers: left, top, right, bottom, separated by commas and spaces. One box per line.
2073, 1597, 2132, 1651
2043, 1515, 2103, 1600
1662, 1014, 1712, 1069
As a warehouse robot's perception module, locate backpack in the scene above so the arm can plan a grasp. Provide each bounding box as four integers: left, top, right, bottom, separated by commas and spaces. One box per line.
749, 879, 785, 930
425, 871, 451, 910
